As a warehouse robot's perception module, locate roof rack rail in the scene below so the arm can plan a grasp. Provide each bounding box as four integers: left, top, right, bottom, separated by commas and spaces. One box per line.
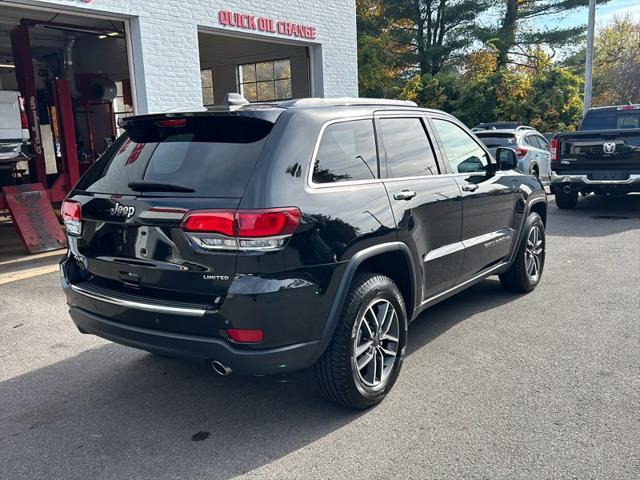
279, 97, 418, 108
515, 126, 535, 131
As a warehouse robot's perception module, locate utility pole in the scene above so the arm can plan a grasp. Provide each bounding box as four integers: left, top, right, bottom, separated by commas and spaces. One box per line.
583, 0, 596, 117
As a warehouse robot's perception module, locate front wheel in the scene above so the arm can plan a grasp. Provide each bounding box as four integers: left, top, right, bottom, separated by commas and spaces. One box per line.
499, 212, 545, 293
314, 274, 407, 409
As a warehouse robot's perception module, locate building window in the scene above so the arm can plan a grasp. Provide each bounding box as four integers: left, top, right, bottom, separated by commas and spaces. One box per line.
114, 80, 134, 136
238, 59, 292, 102
201, 68, 214, 105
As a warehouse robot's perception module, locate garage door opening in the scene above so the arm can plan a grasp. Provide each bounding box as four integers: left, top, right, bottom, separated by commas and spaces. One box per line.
198, 31, 312, 105
0, 4, 133, 254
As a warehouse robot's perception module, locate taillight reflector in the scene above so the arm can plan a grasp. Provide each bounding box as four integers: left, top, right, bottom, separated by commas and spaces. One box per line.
226, 328, 264, 343
61, 200, 82, 236
550, 139, 559, 161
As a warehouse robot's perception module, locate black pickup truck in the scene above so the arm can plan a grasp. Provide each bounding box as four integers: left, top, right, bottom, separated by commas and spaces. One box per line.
551, 105, 640, 209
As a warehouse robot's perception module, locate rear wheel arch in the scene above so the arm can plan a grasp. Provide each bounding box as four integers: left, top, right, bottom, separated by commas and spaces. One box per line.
530, 163, 540, 177
322, 243, 417, 339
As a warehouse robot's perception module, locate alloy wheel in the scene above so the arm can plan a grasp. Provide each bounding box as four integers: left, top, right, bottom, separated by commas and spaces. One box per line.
525, 225, 544, 281
352, 299, 400, 388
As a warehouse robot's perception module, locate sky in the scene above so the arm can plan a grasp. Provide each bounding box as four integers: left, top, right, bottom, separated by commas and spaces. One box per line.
542, 0, 639, 29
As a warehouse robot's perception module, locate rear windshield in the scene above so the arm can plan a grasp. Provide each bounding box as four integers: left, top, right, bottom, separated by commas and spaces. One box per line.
474, 133, 517, 148
74, 116, 273, 197
581, 110, 640, 130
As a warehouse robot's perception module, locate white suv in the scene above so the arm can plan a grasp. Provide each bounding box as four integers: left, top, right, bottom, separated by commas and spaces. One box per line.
473, 125, 551, 184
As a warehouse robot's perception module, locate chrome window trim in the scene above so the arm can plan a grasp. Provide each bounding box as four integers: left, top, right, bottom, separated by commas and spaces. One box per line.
307, 116, 381, 190
375, 113, 443, 178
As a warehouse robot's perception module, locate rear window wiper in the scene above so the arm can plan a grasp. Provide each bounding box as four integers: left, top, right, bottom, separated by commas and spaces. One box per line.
128, 180, 195, 193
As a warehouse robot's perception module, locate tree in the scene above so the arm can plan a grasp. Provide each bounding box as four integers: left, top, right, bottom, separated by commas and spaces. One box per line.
383, 0, 492, 76
481, 0, 611, 67
357, 0, 407, 97
591, 15, 640, 105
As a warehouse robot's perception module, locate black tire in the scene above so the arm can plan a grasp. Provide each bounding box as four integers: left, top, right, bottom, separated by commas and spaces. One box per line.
499, 212, 545, 293
554, 188, 578, 209
314, 273, 407, 409
531, 165, 539, 179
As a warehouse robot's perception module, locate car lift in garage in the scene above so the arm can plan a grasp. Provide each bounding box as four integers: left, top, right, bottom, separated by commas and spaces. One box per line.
1, 18, 124, 254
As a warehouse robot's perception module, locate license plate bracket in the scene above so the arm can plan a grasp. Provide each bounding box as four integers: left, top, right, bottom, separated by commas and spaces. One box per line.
590, 171, 628, 181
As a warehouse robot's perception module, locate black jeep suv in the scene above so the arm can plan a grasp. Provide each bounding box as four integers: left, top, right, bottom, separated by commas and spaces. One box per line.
60, 98, 547, 409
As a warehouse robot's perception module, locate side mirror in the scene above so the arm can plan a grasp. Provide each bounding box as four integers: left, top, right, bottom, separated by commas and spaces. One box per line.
496, 147, 518, 171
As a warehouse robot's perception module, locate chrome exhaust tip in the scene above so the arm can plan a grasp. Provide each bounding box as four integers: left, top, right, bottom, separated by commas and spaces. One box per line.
563, 185, 573, 194
211, 360, 232, 376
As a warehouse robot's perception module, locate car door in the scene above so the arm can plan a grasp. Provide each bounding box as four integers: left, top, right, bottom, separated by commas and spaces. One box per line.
430, 116, 518, 281
376, 114, 464, 301
523, 133, 544, 176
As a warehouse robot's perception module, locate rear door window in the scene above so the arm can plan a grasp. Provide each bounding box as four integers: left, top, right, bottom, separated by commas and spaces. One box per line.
74, 116, 274, 197
524, 134, 542, 149
312, 119, 378, 184
379, 117, 439, 178
536, 135, 550, 151
475, 133, 517, 149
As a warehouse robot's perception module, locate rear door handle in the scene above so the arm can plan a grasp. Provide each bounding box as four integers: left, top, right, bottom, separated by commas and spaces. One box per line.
393, 189, 417, 201
461, 184, 479, 192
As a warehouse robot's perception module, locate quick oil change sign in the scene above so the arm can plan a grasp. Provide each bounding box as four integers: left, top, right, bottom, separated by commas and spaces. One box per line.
217, 10, 317, 39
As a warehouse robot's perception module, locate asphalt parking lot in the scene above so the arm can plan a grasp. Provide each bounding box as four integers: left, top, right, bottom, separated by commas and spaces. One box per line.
1, 194, 639, 480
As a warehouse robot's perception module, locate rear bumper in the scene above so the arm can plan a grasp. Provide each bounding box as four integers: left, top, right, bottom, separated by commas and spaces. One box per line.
60, 255, 338, 374
69, 306, 328, 375
551, 172, 640, 187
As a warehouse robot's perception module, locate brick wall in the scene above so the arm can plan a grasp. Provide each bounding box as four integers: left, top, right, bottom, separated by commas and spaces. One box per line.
14, 0, 358, 113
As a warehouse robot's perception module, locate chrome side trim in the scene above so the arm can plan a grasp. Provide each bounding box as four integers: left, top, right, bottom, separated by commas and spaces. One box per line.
461, 228, 515, 249
424, 242, 465, 262
425, 229, 514, 263
70, 284, 207, 317
418, 261, 509, 309
550, 172, 640, 185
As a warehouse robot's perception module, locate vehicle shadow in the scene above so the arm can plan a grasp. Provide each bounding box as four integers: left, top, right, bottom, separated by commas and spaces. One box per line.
0, 279, 516, 480
546, 193, 640, 238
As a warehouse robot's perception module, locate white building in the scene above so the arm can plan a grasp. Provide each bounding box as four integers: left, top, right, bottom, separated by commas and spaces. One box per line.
0, 0, 358, 114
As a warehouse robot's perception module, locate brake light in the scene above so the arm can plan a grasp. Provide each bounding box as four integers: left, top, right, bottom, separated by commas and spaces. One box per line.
550, 139, 559, 161
226, 328, 264, 343
157, 118, 187, 127
237, 210, 300, 237
515, 147, 528, 160
617, 105, 640, 111
181, 208, 301, 251
61, 200, 82, 236
182, 211, 235, 236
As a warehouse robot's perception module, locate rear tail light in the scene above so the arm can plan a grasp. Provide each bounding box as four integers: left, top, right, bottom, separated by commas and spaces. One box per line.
550, 139, 559, 162
61, 200, 82, 236
515, 147, 528, 160
181, 208, 301, 252
226, 328, 264, 343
